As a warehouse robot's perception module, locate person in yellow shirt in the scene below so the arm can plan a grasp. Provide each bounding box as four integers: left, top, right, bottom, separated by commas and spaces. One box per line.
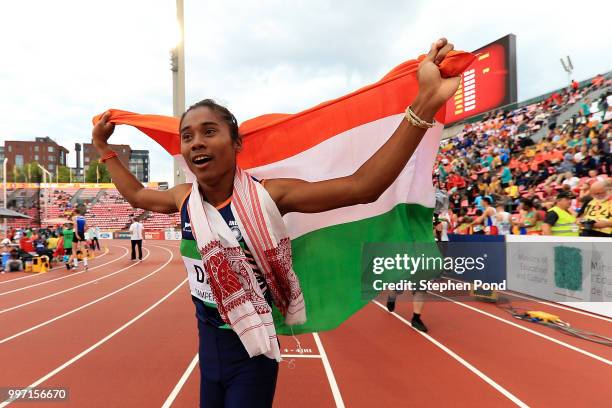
46, 233, 59, 251
487, 176, 502, 196
542, 192, 579, 236
505, 180, 519, 200
491, 155, 502, 169
579, 181, 612, 237
454, 216, 473, 234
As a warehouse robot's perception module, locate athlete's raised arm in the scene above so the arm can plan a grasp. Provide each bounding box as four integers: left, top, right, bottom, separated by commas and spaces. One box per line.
92, 113, 188, 214
264, 38, 460, 215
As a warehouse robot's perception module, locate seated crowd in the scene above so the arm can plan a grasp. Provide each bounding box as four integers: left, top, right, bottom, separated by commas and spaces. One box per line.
1, 223, 101, 273
433, 81, 611, 238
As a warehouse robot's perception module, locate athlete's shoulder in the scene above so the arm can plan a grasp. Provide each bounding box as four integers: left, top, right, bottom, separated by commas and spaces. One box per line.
170, 183, 192, 209
171, 182, 191, 193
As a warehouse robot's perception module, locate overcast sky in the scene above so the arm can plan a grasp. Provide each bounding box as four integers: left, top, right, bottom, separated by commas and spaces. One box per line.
1, 0, 610, 184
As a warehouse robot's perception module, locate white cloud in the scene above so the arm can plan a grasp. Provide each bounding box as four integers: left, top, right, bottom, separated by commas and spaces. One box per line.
1, 0, 610, 184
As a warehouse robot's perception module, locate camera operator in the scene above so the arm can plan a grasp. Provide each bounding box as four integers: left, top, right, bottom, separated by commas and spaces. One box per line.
578, 180, 612, 237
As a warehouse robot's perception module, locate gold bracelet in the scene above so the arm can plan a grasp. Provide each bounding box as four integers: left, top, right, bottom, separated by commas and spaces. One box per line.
404, 105, 435, 129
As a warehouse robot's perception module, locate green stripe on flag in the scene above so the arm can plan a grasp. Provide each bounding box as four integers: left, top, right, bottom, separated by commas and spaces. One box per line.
275, 203, 435, 335
180, 203, 436, 335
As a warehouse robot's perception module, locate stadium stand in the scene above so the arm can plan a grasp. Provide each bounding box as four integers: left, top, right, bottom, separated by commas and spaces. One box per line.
434, 76, 611, 235
3, 74, 609, 237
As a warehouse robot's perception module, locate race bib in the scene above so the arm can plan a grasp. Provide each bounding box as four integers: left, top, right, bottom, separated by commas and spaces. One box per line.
182, 256, 216, 305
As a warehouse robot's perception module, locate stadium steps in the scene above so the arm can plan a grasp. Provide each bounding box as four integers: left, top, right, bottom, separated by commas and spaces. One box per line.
70, 188, 84, 206
90, 188, 106, 206
138, 210, 151, 223
7, 188, 21, 202
532, 84, 610, 142
441, 122, 465, 140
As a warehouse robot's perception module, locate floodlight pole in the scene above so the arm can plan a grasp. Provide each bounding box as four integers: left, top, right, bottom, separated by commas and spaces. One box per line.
171, 0, 186, 186
2, 158, 7, 236
37, 163, 52, 224
560, 55, 573, 86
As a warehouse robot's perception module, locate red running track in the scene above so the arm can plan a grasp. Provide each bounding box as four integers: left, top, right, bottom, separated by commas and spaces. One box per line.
1, 240, 610, 407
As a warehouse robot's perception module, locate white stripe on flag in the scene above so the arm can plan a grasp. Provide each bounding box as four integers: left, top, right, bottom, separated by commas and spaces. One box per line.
174, 114, 442, 240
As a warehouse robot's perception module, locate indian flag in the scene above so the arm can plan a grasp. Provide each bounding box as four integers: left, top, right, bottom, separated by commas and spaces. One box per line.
94, 51, 474, 334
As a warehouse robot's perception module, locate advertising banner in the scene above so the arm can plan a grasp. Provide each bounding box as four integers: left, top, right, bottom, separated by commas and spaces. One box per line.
164, 230, 182, 240
113, 231, 132, 240
99, 231, 113, 239
143, 230, 165, 240
506, 235, 612, 317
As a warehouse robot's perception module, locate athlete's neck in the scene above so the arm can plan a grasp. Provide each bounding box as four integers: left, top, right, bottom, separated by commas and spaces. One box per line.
197, 169, 234, 207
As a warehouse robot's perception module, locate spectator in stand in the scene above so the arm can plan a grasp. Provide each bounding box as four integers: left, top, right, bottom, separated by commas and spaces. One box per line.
542, 192, 579, 236
500, 164, 512, 188
592, 74, 605, 88
449, 191, 463, 214
571, 79, 579, 93
429, 77, 611, 236
486, 176, 502, 196
447, 172, 466, 190
3, 249, 23, 273
580, 98, 591, 117
504, 179, 519, 201
34, 236, 54, 261
47, 233, 59, 253
1, 238, 10, 250
19, 234, 35, 255
1, 239, 11, 270
454, 214, 473, 234
603, 106, 612, 123
578, 180, 612, 237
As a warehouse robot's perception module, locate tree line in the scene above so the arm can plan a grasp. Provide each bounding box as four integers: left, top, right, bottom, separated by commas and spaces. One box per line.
3, 161, 111, 183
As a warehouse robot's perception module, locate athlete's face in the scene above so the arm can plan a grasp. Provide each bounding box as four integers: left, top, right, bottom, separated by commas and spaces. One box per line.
180, 107, 240, 184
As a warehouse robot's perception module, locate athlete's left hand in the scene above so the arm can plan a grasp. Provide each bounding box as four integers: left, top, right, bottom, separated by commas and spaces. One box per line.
414, 38, 461, 114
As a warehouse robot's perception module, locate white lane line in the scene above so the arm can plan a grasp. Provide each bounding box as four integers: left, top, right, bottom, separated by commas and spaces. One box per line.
0, 248, 151, 315
372, 300, 529, 408
0, 247, 122, 296
428, 292, 612, 366
0, 273, 39, 284
159, 351, 325, 407
312, 332, 345, 408
161, 353, 199, 408
0, 247, 111, 285
0, 245, 173, 344
282, 354, 322, 359
0, 277, 189, 408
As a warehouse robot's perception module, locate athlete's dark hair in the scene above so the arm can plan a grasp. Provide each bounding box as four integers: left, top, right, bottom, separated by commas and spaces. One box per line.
179, 99, 241, 144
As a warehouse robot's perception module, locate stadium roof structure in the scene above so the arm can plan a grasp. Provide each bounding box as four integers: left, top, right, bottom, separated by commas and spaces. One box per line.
0, 208, 32, 219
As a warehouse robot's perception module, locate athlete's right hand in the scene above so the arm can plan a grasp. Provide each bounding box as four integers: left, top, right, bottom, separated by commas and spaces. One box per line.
92, 111, 115, 150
